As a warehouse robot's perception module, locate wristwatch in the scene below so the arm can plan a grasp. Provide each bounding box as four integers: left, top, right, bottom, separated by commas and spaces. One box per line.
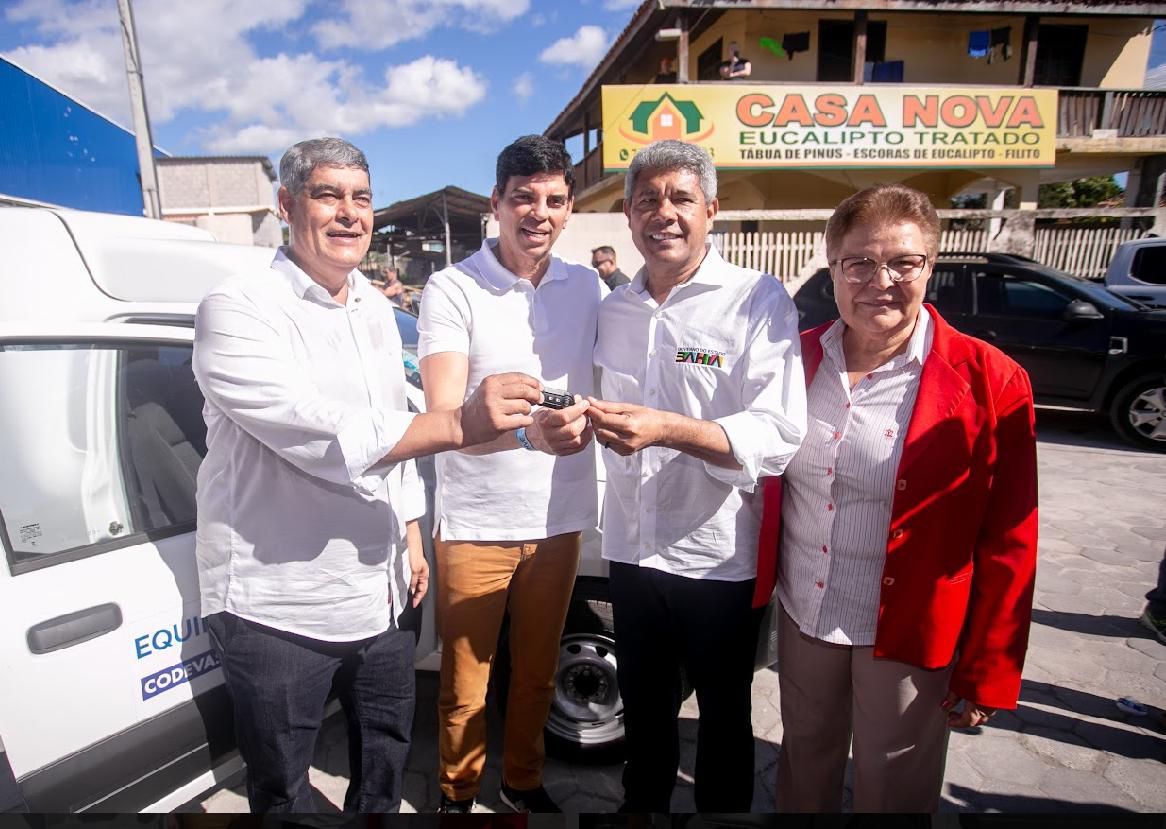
516, 426, 537, 451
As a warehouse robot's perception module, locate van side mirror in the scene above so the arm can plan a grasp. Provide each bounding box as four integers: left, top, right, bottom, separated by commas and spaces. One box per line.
1063, 300, 1104, 321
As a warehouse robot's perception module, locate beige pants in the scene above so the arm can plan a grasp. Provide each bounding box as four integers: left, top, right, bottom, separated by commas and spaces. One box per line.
777, 606, 954, 812
435, 531, 580, 801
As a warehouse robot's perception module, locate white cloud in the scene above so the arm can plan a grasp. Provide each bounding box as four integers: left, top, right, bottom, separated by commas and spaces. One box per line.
539, 25, 609, 71
513, 72, 534, 101
312, 0, 529, 49
604, 0, 643, 9
1146, 62, 1166, 89
2, 0, 488, 155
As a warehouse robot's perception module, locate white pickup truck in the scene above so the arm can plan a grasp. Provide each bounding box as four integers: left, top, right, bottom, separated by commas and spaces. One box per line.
0, 206, 779, 812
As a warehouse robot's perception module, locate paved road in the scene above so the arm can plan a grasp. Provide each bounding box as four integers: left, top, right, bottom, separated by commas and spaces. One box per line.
189, 409, 1166, 814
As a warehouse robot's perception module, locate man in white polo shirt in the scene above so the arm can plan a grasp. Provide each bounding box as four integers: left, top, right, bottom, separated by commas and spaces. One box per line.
417, 135, 601, 814
589, 140, 807, 812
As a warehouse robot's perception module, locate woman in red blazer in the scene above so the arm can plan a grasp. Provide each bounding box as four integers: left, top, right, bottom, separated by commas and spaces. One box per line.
760, 184, 1037, 812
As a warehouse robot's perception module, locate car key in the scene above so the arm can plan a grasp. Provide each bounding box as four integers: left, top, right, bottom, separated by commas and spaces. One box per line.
540, 388, 576, 409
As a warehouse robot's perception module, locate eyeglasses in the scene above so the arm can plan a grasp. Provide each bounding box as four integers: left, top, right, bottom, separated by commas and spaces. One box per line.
829, 254, 929, 284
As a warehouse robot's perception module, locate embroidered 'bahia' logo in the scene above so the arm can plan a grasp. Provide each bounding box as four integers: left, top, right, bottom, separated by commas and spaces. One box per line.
675, 348, 726, 368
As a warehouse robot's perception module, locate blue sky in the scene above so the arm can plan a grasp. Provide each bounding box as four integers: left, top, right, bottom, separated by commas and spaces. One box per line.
0, 0, 639, 206
3, 3, 1164, 206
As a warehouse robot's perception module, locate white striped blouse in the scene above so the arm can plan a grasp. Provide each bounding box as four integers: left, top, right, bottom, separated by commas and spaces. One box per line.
776, 311, 933, 646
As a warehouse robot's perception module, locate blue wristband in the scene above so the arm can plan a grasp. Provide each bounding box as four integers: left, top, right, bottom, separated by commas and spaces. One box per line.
516, 426, 537, 451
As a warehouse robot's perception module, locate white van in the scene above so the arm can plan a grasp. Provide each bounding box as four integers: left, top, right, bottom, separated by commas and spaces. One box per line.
0, 207, 777, 812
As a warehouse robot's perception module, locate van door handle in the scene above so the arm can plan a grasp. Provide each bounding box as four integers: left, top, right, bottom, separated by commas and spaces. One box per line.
27, 603, 123, 654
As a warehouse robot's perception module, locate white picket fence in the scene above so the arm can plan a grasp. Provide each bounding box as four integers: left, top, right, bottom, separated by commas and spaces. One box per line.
940, 228, 990, 254
1034, 225, 1146, 279
713, 226, 1146, 280
712, 231, 823, 282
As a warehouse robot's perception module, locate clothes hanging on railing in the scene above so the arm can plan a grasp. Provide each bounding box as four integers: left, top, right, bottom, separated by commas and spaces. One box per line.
782, 31, 810, 60
968, 30, 990, 59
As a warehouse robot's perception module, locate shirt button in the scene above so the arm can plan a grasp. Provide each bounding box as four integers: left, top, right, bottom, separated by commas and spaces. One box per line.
833, 431, 841, 440
826, 503, 834, 512
816, 580, 825, 589
649, 349, 657, 357
649, 389, 658, 397
821, 545, 828, 554
896, 479, 907, 491
890, 528, 904, 540
825, 467, 833, 476
883, 576, 895, 586
866, 373, 874, 380
845, 402, 851, 409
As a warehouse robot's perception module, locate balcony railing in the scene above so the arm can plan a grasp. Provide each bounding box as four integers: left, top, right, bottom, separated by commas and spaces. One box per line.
572, 146, 604, 195
1058, 89, 1166, 138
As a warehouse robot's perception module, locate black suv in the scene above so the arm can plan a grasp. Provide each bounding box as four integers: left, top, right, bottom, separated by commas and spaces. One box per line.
794, 253, 1166, 451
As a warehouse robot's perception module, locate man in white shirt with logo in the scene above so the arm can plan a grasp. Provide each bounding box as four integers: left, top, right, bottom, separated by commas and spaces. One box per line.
193, 137, 541, 813
589, 140, 807, 812
418, 135, 601, 814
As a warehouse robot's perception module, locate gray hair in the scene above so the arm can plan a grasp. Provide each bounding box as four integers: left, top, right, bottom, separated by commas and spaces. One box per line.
279, 137, 369, 195
624, 140, 717, 204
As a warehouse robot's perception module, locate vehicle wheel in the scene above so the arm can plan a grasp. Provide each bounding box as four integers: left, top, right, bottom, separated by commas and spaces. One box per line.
493, 579, 625, 763
1109, 371, 1166, 452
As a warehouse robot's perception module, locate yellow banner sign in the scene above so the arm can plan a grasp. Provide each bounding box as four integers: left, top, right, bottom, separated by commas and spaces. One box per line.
601, 85, 1058, 170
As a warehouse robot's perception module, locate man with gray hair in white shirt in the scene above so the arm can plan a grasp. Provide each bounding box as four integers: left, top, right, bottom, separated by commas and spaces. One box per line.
589, 140, 807, 812
192, 137, 541, 813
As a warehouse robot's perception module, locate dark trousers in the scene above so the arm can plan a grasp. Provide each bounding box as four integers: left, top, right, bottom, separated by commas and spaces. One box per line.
609, 562, 757, 812
1146, 548, 1166, 614
206, 612, 415, 813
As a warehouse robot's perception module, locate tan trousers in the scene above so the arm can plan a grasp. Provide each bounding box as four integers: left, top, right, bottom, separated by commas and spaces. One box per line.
435, 531, 580, 801
776, 606, 954, 813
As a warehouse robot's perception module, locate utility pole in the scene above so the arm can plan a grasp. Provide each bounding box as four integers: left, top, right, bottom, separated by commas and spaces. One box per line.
117, 0, 161, 219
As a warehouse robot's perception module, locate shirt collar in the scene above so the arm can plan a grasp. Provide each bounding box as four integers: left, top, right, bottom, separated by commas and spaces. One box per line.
822, 308, 932, 372
474, 239, 567, 291
272, 246, 359, 302
629, 242, 726, 296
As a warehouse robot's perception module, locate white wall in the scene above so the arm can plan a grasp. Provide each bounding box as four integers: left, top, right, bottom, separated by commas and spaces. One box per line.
485, 212, 644, 276
194, 214, 255, 246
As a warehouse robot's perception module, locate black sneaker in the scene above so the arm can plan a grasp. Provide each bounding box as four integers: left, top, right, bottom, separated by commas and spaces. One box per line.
499, 782, 561, 813
438, 792, 475, 813
1140, 606, 1166, 645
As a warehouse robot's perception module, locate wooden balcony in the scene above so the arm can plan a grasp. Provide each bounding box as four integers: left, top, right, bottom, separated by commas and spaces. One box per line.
572, 145, 605, 194
1057, 89, 1166, 138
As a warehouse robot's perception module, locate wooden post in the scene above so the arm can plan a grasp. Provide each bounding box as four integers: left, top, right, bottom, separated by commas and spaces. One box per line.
853, 10, 868, 85
677, 13, 689, 83
441, 191, 452, 268
1020, 15, 1039, 88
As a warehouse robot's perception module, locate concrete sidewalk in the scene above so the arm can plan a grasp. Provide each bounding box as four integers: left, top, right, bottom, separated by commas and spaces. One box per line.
188, 409, 1166, 814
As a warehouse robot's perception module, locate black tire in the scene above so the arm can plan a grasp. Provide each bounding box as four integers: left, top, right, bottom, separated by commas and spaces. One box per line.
493, 578, 626, 764
1108, 371, 1166, 452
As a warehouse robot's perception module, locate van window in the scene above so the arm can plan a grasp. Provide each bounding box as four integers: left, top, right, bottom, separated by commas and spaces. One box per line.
0, 342, 206, 573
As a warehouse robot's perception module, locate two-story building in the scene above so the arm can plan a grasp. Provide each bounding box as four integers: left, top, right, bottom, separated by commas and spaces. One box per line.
546, 0, 1166, 273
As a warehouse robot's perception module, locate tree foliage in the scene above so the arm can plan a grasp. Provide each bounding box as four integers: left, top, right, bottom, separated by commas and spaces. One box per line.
1038, 176, 1124, 209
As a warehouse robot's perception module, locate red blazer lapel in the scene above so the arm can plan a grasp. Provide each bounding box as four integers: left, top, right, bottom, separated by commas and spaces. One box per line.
897, 306, 973, 479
